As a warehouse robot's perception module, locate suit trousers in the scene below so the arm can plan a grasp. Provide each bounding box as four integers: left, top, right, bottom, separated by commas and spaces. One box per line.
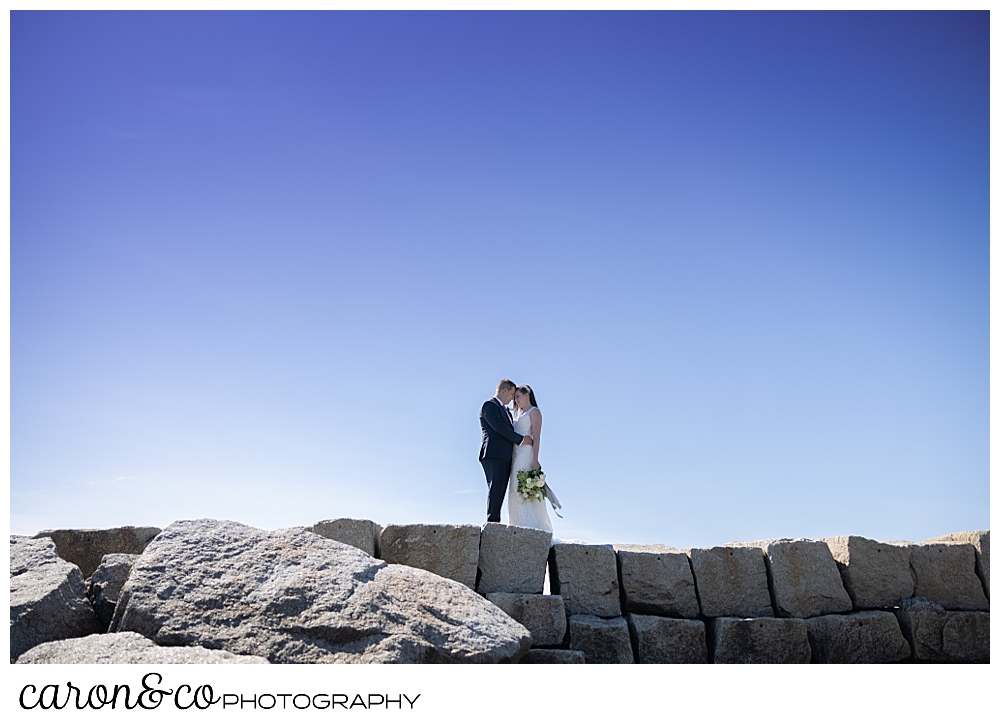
481, 457, 511, 523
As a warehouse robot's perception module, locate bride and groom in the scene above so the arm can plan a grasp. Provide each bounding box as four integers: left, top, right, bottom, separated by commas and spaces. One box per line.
478, 379, 559, 533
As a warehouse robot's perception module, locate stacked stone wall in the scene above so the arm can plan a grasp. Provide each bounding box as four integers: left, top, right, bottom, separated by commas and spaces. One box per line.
308, 520, 987, 664
11, 519, 989, 664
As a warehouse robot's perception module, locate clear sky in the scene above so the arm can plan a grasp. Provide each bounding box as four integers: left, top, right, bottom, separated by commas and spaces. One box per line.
10, 11, 989, 547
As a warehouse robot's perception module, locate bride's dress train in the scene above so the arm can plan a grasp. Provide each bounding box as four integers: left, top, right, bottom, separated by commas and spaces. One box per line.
506, 407, 553, 533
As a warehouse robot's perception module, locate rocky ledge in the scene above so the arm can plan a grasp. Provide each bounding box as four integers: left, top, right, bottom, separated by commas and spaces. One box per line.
17, 632, 270, 664
109, 519, 530, 663
9, 518, 989, 664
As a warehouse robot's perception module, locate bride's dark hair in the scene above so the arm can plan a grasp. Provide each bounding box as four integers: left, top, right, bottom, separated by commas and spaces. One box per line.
516, 385, 538, 410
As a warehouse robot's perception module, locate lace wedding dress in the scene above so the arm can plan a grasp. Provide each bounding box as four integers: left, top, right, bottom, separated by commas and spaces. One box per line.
506, 407, 553, 532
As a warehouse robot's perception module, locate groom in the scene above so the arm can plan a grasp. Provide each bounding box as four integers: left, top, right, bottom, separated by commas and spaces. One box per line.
479, 379, 533, 522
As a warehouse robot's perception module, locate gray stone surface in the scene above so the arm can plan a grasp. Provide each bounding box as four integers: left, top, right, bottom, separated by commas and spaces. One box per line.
378, 523, 480, 589
11, 536, 100, 662
614, 545, 700, 618
805, 611, 911, 663
17, 632, 270, 664
896, 597, 989, 663
690, 545, 773, 618
711, 617, 812, 664
925, 531, 990, 599
824, 536, 914, 610
627, 614, 707, 663
477, 523, 552, 594
742, 539, 852, 618
88, 554, 139, 632
568, 615, 634, 664
908, 542, 989, 610
519, 648, 586, 663
485, 593, 566, 646
549, 543, 621, 617
111, 519, 530, 663
310, 518, 381, 558
32, 526, 160, 579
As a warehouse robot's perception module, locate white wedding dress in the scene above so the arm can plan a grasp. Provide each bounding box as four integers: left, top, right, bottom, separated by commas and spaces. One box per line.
506, 407, 553, 532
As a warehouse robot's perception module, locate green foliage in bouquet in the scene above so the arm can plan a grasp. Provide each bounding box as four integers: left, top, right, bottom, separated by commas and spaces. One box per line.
516, 467, 547, 502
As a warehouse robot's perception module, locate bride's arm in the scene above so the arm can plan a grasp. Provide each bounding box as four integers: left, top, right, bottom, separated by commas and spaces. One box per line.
529, 408, 542, 469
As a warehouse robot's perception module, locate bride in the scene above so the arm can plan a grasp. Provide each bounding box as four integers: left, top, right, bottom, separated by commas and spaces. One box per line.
506, 385, 553, 532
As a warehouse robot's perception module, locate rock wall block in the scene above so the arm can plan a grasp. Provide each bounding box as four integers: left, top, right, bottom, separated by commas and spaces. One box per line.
896, 597, 989, 663
908, 542, 989, 611
519, 649, 585, 664
745, 539, 853, 618
568, 615, 634, 664
485, 593, 566, 647
627, 613, 707, 663
549, 543, 621, 618
690, 545, 773, 618
805, 611, 911, 663
310, 518, 382, 558
379, 523, 480, 589
477, 523, 551, 594
711, 617, 811, 664
32, 527, 160, 579
824, 536, 914, 610
923, 531, 990, 601
614, 545, 700, 618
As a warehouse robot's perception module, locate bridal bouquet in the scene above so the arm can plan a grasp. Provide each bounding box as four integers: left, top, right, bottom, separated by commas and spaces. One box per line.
516, 467, 547, 502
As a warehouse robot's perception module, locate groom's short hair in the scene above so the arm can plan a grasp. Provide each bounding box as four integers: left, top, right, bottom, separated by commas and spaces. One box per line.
496, 379, 516, 395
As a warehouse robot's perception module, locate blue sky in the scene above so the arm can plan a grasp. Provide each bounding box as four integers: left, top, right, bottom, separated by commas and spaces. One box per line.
10, 11, 988, 546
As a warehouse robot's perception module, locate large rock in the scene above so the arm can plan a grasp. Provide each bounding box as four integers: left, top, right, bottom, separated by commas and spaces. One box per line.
804, 611, 911, 663
310, 518, 381, 558
32, 526, 160, 579
711, 617, 812, 664
17, 632, 270, 664
485, 593, 566, 646
627, 614, 707, 663
110, 519, 531, 663
824, 536, 914, 609
614, 545, 700, 618
925, 530, 989, 598
549, 543, 621, 618
519, 648, 585, 664
477, 523, 551, 594
88, 554, 138, 632
689, 545, 773, 618
10, 536, 100, 662
378, 524, 480, 589
908, 542, 989, 610
896, 597, 989, 663
743, 539, 852, 618
568, 615, 634, 664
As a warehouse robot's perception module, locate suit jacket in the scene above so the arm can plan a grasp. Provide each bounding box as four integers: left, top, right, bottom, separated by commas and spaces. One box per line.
479, 398, 524, 462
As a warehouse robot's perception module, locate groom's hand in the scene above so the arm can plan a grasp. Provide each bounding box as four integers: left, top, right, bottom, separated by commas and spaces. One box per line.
520, 435, 534, 446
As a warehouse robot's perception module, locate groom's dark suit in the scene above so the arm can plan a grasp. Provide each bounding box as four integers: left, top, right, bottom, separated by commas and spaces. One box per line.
479, 398, 525, 522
